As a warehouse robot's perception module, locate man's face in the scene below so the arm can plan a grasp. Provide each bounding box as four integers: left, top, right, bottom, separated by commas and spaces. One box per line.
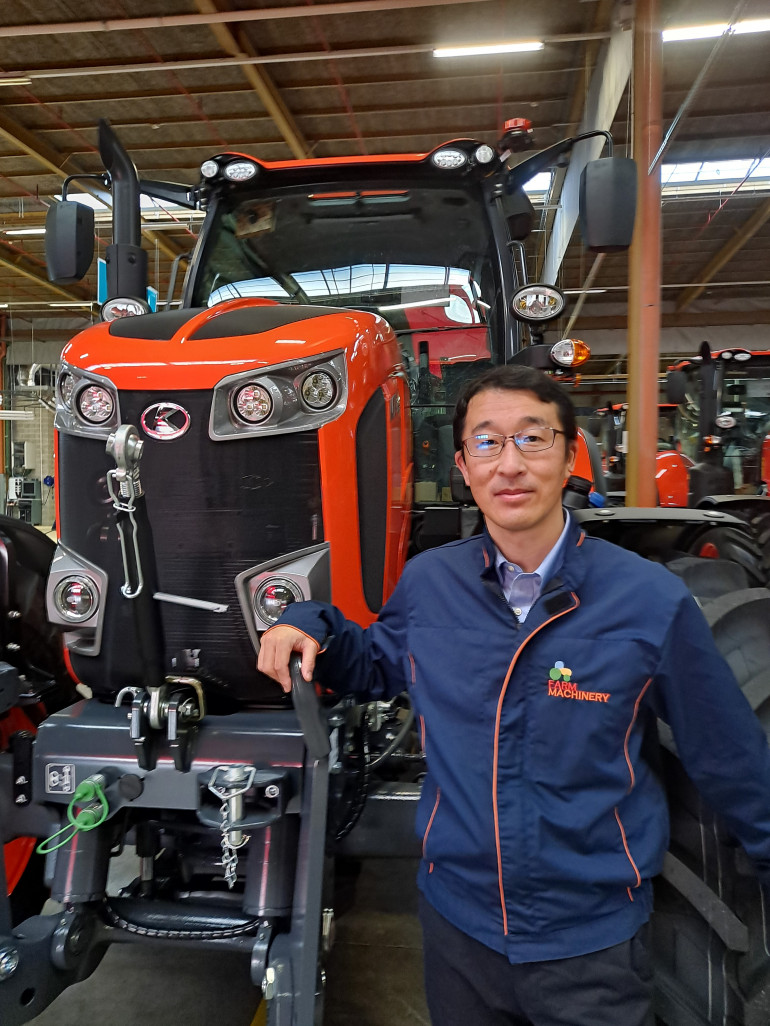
454, 388, 577, 545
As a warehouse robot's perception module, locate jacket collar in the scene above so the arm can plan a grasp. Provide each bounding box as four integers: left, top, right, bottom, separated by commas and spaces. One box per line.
479, 514, 587, 595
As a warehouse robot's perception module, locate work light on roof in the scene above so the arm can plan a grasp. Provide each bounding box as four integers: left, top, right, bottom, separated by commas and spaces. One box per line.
474, 145, 496, 164
733, 350, 752, 362
200, 160, 219, 179
510, 284, 565, 322
224, 160, 257, 182
431, 148, 468, 170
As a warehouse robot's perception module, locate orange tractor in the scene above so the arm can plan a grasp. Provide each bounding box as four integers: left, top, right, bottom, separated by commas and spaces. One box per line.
0, 117, 766, 1026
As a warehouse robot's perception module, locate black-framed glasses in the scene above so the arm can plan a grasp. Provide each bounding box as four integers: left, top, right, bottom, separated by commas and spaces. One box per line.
463, 427, 566, 457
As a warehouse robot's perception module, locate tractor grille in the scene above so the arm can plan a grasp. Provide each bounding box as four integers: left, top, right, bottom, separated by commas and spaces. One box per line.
58, 390, 323, 704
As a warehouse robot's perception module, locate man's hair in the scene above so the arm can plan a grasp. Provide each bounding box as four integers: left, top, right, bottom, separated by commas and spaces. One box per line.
452, 364, 578, 453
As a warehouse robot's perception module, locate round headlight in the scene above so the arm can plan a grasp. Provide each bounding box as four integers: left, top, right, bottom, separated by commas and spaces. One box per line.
54, 576, 98, 622
254, 578, 303, 626
77, 385, 115, 424
224, 160, 257, 182
101, 297, 149, 321
474, 144, 496, 164
301, 371, 337, 411
431, 148, 467, 170
715, 413, 737, 429
550, 338, 590, 367
59, 371, 75, 408
233, 383, 272, 424
511, 284, 566, 322
200, 159, 219, 179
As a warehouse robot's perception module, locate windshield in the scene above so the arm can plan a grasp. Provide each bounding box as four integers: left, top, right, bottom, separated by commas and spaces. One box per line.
677, 366, 770, 491
191, 181, 508, 503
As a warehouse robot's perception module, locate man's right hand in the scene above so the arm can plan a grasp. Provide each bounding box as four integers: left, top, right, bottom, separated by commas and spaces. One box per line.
257, 625, 320, 694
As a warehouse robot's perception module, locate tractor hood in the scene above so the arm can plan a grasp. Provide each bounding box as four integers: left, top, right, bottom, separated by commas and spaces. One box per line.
60, 299, 393, 391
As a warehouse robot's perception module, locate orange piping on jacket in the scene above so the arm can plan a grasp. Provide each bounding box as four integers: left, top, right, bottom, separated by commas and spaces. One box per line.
492, 592, 580, 935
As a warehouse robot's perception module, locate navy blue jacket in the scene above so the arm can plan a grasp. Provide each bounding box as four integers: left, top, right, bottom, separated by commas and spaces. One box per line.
274, 518, 770, 962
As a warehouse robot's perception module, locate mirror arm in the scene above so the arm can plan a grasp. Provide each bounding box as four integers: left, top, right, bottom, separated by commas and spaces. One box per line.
60, 173, 110, 202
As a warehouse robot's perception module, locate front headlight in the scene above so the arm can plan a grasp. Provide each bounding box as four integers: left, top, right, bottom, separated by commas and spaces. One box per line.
233, 383, 273, 424
59, 371, 75, 408
253, 578, 303, 625
55, 363, 120, 439
211, 351, 347, 440
300, 371, 337, 411
53, 576, 99, 622
77, 385, 115, 424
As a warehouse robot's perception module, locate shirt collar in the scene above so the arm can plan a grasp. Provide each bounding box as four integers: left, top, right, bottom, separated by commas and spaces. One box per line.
494, 510, 572, 584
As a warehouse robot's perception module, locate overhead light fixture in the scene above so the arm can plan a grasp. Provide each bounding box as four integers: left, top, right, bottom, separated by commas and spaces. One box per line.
733, 18, 770, 35
434, 41, 543, 58
4, 227, 46, 236
0, 77, 32, 87
663, 18, 770, 42
50, 302, 95, 308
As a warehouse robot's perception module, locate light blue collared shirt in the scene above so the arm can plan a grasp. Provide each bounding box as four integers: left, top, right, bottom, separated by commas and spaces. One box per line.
494, 512, 572, 622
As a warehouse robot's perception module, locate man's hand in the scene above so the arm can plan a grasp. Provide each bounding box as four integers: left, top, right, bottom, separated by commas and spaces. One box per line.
257, 625, 320, 693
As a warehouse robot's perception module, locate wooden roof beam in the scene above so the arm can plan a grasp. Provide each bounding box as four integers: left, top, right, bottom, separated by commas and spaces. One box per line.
0, 110, 182, 262
194, 0, 310, 159
675, 197, 770, 310
0, 247, 90, 302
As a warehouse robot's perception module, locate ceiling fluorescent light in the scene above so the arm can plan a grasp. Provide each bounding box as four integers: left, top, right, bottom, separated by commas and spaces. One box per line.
664, 19, 770, 42
663, 23, 727, 41
5, 227, 46, 236
434, 41, 543, 58
733, 18, 770, 35
0, 77, 32, 87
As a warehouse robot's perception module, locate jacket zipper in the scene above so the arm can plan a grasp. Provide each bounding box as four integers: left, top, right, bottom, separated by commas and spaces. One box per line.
492, 592, 580, 935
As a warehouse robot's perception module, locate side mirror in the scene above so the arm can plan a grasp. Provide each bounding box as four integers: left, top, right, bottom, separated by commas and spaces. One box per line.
45, 201, 95, 283
579, 157, 637, 252
666, 370, 687, 405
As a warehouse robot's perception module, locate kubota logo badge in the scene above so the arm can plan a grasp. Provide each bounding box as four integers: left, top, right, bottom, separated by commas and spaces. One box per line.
141, 402, 191, 440
547, 660, 610, 704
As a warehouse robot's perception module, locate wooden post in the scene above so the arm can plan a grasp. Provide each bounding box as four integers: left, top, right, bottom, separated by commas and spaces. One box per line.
625, 0, 662, 507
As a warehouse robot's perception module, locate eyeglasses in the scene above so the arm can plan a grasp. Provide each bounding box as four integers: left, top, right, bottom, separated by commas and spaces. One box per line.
463, 427, 566, 457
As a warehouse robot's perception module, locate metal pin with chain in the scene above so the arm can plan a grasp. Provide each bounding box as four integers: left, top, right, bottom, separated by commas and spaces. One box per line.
207, 765, 256, 889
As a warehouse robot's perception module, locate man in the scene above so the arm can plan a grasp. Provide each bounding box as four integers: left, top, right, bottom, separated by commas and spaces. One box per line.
258, 365, 770, 1026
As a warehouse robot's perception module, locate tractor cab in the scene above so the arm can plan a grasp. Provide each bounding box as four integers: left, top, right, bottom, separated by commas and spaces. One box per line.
668, 346, 770, 499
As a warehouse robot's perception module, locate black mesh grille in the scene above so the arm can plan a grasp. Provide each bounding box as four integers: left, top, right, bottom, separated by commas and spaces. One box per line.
58, 390, 323, 704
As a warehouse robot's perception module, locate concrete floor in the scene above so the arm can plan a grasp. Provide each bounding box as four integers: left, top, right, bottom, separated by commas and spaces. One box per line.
25, 857, 428, 1026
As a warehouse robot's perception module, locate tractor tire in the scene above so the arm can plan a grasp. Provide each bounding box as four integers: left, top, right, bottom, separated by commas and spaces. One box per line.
652, 585, 770, 1026
686, 525, 767, 587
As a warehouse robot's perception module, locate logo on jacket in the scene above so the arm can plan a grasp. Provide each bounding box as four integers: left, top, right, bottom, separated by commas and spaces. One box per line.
141, 402, 191, 440
547, 660, 610, 703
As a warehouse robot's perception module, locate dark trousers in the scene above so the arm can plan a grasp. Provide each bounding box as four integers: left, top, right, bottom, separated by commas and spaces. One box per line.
419, 895, 654, 1026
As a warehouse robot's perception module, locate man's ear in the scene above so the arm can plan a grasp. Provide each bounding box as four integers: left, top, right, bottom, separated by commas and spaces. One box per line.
567, 439, 578, 476
454, 449, 471, 487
